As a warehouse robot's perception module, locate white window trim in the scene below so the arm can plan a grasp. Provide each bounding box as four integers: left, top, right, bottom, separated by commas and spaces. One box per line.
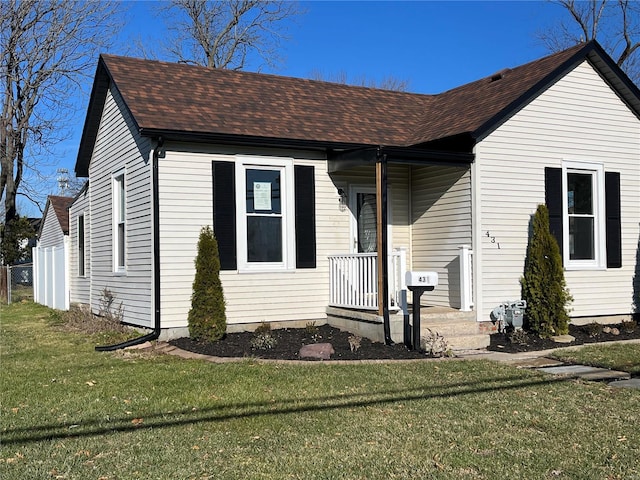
235, 156, 295, 273
112, 169, 126, 274
77, 213, 86, 277
561, 160, 606, 270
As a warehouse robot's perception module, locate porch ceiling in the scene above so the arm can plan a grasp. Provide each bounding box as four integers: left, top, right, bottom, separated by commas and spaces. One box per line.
327, 146, 474, 173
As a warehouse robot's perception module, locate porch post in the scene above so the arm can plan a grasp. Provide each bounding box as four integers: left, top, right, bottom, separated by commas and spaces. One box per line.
376, 148, 391, 344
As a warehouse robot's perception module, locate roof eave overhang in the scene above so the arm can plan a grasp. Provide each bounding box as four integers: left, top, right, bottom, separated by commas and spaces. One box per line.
36, 199, 51, 240
328, 145, 474, 173
138, 127, 373, 153
75, 58, 110, 178
75, 56, 143, 178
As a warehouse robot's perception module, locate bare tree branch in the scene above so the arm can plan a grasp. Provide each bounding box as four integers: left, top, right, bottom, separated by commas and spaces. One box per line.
309, 69, 410, 92
539, 0, 639, 83
1, 0, 121, 216
159, 0, 302, 71
1, 0, 122, 260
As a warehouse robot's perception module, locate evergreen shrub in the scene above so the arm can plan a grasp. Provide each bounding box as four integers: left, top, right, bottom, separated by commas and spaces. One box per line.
520, 204, 572, 337
188, 226, 226, 342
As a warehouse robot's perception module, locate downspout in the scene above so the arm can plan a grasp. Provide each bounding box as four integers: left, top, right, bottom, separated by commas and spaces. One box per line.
95, 138, 163, 351
377, 147, 392, 345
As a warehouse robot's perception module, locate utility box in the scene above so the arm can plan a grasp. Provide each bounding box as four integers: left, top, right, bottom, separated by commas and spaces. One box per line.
491, 300, 527, 331
505, 300, 526, 330
405, 271, 438, 288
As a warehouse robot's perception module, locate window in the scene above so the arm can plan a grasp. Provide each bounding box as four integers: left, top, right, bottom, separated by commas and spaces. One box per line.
212, 158, 316, 271
562, 161, 605, 269
78, 214, 85, 277
245, 168, 283, 262
546, 166, 621, 270
235, 157, 295, 271
113, 171, 126, 272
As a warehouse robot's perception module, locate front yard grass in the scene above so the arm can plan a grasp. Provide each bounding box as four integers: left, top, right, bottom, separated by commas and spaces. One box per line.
1, 302, 639, 479
551, 342, 640, 375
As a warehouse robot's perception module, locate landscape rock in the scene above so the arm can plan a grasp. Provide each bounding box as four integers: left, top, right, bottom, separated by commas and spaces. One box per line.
551, 334, 575, 344
299, 343, 335, 360
124, 341, 153, 350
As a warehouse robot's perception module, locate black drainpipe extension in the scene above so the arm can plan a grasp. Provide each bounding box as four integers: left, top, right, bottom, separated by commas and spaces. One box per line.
96, 138, 163, 351
378, 147, 392, 345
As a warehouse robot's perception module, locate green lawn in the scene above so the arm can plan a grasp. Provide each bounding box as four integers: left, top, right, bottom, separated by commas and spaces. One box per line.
1, 302, 639, 479
552, 342, 640, 375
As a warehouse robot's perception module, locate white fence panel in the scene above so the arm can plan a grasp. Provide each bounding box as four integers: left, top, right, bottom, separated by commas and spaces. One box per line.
33, 242, 69, 311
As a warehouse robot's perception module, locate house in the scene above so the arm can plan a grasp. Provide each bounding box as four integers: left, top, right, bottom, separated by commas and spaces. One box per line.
33, 195, 74, 310
69, 40, 640, 348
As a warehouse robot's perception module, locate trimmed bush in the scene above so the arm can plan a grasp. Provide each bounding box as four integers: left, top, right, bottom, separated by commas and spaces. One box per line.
188, 226, 226, 342
520, 204, 572, 337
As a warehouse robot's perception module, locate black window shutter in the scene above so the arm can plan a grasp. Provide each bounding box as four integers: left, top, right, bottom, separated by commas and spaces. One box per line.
544, 167, 563, 259
605, 171, 622, 268
212, 161, 236, 270
294, 165, 316, 269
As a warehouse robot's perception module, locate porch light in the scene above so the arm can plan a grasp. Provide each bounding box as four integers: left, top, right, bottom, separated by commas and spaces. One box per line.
337, 188, 348, 211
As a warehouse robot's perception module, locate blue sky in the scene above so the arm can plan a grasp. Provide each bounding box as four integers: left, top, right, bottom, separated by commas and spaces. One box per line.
32, 0, 565, 216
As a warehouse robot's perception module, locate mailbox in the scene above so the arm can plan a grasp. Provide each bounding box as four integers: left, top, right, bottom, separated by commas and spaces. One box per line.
405, 271, 438, 288
404, 271, 438, 351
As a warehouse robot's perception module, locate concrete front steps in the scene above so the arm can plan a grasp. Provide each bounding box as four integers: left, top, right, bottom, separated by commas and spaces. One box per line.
415, 308, 491, 351
326, 306, 493, 351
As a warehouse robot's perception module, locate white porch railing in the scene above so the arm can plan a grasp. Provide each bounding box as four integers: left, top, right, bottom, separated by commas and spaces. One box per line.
328, 249, 406, 311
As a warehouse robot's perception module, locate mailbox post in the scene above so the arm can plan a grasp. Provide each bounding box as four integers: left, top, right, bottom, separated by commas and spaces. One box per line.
405, 271, 438, 351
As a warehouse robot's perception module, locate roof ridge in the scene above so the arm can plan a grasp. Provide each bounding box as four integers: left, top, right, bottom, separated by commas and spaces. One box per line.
100, 53, 432, 99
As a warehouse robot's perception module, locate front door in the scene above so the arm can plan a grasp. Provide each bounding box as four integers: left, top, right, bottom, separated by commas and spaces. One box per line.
350, 187, 378, 253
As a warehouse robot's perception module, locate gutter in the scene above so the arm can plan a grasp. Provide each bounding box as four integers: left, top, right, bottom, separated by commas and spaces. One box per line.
95, 139, 163, 351
377, 147, 392, 345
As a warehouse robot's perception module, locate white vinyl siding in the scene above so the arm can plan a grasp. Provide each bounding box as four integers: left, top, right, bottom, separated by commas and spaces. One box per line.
158, 146, 341, 329
475, 60, 640, 320
38, 205, 66, 248
87, 86, 153, 327
69, 188, 91, 305
410, 165, 472, 308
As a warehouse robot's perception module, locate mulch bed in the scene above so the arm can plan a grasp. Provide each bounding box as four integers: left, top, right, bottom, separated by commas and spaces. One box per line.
170, 325, 429, 361
169, 322, 640, 361
488, 322, 640, 354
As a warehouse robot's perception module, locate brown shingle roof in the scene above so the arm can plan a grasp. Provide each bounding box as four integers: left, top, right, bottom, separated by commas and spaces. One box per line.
410, 43, 588, 144
48, 196, 74, 235
102, 54, 434, 147
76, 40, 640, 175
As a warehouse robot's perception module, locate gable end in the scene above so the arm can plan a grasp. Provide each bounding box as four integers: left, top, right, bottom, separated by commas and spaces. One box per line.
474, 42, 640, 144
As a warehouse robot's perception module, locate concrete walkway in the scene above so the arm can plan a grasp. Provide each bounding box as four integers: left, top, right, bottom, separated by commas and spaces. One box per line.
456, 340, 640, 389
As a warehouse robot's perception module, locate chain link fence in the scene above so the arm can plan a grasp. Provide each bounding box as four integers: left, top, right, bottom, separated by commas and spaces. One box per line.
1, 263, 34, 304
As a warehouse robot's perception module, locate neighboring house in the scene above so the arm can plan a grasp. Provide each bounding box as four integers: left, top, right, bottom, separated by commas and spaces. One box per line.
33, 195, 74, 310
69, 40, 640, 346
